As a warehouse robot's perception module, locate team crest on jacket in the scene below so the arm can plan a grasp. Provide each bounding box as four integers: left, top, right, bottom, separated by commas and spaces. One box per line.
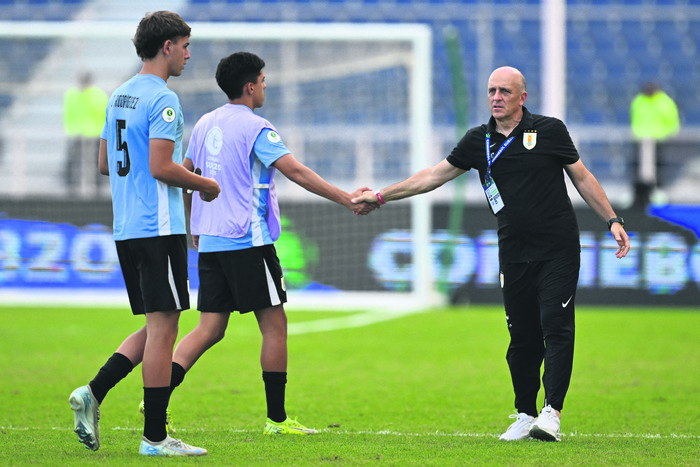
523, 130, 537, 150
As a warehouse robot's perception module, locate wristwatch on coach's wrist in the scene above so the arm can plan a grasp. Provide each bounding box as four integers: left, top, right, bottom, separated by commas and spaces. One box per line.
607, 217, 625, 230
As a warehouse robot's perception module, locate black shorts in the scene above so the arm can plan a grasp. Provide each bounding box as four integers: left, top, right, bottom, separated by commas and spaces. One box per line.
197, 244, 287, 314
500, 254, 580, 334
115, 234, 190, 315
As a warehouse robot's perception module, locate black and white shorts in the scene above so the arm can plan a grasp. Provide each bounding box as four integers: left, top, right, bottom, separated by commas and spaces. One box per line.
197, 244, 287, 314
115, 234, 190, 315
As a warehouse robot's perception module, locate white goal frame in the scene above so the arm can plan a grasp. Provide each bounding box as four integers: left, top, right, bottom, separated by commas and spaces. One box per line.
0, 21, 438, 311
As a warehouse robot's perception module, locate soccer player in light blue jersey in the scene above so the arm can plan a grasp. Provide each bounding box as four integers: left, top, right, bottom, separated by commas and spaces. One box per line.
162, 52, 375, 435
68, 11, 220, 457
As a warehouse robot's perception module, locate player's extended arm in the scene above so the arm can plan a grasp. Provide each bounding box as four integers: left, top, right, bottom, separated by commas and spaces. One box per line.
352, 159, 465, 204
181, 158, 200, 249
98, 139, 109, 176
149, 138, 221, 201
565, 159, 630, 258
273, 153, 375, 215
182, 157, 195, 218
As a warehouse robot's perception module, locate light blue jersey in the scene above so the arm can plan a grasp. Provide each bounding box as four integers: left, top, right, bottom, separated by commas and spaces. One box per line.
102, 74, 186, 240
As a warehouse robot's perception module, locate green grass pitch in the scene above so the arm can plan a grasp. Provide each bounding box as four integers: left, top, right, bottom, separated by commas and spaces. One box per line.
1, 303, 698, 466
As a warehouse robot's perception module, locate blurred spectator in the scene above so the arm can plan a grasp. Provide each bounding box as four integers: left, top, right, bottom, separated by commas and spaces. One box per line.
629, 81, 680, 208
63, 71, 108, 197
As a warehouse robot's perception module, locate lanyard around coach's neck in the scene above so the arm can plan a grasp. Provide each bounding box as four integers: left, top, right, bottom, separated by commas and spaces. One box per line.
485, 132, 514, 181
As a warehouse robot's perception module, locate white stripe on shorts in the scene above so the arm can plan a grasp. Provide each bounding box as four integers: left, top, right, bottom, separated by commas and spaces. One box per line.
167, 256, 181, 310
263, 259, 281, 306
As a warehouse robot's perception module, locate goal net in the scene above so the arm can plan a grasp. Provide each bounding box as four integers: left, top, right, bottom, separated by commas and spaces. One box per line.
0, 21, 439, 311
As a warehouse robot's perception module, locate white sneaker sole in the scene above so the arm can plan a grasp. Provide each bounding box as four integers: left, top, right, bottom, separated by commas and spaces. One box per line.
139, 438, 207, 456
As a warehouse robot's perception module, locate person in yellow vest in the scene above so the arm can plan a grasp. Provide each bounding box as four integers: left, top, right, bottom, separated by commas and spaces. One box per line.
63, 71, 109, 196
629, 81, 680, 207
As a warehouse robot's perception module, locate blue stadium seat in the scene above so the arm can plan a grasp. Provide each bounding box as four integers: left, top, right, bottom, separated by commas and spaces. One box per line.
0, 0, 86, 19
180, 0, 700, 126
6, 0, 691, 126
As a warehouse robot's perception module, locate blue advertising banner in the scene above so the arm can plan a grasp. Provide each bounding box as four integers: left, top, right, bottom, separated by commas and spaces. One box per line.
1, 204, 698, 305
0, 219, 200, 291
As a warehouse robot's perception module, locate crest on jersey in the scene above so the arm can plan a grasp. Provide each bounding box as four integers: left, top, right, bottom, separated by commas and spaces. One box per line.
205, 127, 223, 156
523, 131, 537, 150
162, 107, 176, 123
267, 130, 281, 143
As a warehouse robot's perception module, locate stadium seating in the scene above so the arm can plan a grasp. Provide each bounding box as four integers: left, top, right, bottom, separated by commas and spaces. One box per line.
0, 0, 84, 21
0, 0, 86, 114
172, 0, 700, 196
0, 0, 698, 198
0, 0, 697, 127
176, 0, 699, 129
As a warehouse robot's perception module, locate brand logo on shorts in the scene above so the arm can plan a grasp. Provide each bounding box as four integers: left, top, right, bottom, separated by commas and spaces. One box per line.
562, 295, 573, 308
500, 272, 504, 288
162, 107, 176, 123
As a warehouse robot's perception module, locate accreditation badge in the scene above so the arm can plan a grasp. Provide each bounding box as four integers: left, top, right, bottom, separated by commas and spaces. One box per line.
482, 178, 504, 215
523, 130, 537, 150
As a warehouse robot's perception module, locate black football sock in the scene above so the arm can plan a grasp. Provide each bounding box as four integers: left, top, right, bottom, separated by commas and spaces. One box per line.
142, 386, 170, 443
88, 352, 134, 405
169, 362, 187, 394
263, 371, 287, 423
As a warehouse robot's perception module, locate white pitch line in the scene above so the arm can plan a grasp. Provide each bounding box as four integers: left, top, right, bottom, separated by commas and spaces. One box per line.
6, 426, 699, 439
287, 309, 423, 335
334, 430, 700, 439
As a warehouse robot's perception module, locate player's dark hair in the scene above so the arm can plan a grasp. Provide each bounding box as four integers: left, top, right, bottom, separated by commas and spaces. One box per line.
133, 11, 191, 61
216, 52, 266, 100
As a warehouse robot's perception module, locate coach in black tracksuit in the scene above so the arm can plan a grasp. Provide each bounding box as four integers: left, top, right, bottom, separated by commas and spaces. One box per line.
448, 106, 582, 429
352, 66, 630, 442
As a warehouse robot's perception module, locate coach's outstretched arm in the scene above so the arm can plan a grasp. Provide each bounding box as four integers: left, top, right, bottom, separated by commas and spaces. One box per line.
352, 159, 465, 205
564, 159, 630, 259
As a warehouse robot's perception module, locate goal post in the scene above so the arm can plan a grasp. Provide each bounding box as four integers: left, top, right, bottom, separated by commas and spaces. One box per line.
0, 20, 440, 311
